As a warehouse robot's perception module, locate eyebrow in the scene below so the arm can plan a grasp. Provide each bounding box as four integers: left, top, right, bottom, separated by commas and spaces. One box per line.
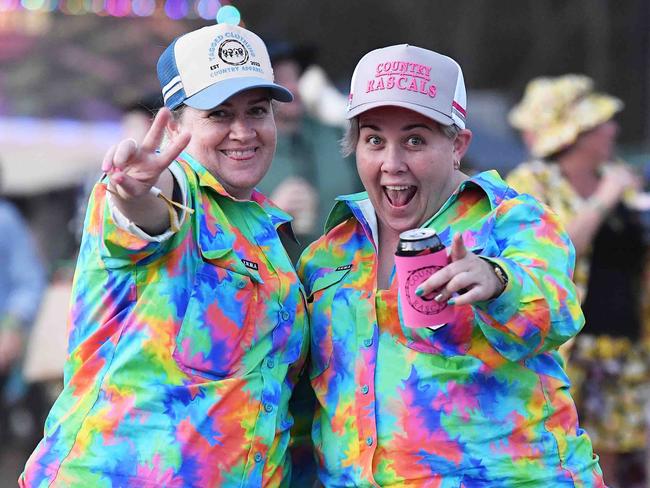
359, 123, 433, 132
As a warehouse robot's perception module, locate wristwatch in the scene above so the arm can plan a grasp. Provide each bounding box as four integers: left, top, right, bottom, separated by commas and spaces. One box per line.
481, 258, 509, 295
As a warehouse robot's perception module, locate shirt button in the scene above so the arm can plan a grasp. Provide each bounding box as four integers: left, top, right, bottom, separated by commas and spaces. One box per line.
363, 338, 373, 347
264, 403, 273, 413
254, 452, 263, 463
266, 358, 274, 369
361, 385, 369, 394
280, 310, 290, 321
366, 436, 374, 446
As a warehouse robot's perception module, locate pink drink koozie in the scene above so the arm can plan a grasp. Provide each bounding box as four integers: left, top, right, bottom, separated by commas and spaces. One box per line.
395, 248, 455, 328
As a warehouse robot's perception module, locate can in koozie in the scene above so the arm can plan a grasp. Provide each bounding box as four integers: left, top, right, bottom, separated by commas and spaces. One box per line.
394, 228, 455, 328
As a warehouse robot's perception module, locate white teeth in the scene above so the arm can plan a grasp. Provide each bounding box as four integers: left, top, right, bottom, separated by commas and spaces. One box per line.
385, 185, 411, 191
223, 149, 255, 157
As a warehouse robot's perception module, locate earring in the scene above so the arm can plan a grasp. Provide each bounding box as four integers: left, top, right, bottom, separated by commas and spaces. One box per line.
453, 159, 461, 170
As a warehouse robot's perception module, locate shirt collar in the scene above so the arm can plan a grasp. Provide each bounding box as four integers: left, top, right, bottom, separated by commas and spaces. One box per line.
177, 152, 295, 235
454, 169, 510, 209
422, 169, 510, 226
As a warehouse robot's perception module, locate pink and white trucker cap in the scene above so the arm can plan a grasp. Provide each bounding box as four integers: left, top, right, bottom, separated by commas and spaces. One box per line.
346, 44, 467, 129
157, 23, 293, 110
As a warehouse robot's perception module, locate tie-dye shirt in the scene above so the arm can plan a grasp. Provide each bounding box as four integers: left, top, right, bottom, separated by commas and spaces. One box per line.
21, 153, 308, 488
298, 170, 604, 487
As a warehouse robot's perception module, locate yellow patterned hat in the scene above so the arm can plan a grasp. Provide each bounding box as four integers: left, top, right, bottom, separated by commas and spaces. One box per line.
508, 74, 622, 158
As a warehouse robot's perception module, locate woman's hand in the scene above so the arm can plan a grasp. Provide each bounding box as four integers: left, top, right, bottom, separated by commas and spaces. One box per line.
415, 234, 505, 306
101, 108, 191, 200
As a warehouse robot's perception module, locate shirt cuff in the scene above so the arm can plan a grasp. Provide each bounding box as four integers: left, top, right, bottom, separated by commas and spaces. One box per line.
106, 162, 189, 243
475, 257, 522, 323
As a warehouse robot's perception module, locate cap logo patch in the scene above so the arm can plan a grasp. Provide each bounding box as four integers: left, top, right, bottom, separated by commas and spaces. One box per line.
219, 39, 249, 66
207, 33, 263, 78
366, 60, 437, 98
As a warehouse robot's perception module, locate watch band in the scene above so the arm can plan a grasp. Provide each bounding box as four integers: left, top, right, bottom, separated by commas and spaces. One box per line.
481, 258, 509, 295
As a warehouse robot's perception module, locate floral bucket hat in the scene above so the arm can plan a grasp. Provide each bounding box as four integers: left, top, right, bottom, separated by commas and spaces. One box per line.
508, 74, 622, 158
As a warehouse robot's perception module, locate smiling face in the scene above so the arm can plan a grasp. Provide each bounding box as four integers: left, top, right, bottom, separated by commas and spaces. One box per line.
172, 88, 277, 199
355, 106, 471, 238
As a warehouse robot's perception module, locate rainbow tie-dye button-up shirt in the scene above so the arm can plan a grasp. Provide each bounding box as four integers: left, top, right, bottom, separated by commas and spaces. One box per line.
22, 155, 308, 487
298, 171, 604, 487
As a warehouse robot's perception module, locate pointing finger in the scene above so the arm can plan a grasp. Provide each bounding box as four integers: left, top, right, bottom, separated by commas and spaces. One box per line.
450, 233, 467, 262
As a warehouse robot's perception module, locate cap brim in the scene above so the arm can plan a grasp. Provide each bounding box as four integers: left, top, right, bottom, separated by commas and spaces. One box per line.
346, 100, 454, 126
184, 76, 293, 110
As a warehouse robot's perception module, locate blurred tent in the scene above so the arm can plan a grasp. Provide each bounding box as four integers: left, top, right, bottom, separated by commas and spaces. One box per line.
0, 117, 120, 196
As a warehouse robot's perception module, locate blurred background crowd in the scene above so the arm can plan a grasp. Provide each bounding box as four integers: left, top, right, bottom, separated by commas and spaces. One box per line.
1, 0, 649, 487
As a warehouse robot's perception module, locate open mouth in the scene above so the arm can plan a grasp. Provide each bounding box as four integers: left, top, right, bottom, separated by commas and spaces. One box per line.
384, 185, 417, 207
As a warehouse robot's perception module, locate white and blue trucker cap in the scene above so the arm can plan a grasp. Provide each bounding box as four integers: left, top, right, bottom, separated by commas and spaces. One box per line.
157, 23, 293, 110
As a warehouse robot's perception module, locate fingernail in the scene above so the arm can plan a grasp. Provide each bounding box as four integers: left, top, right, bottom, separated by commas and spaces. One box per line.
415, 287, 424, 296
434, 293, 444, 302
447, 298, 456, 306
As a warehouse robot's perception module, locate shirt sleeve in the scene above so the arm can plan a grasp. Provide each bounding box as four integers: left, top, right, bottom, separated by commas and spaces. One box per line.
90, 162, 190, 266
3, 204, 46, 328
473, 195, 584, 362
106, 162, 189, 243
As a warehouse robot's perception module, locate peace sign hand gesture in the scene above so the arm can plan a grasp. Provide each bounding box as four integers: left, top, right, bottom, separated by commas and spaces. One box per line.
101, 107, 191, 200
100, 108, 192, 234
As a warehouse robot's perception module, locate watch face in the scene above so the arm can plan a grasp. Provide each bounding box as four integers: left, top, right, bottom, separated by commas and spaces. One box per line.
493, 264, 507, 286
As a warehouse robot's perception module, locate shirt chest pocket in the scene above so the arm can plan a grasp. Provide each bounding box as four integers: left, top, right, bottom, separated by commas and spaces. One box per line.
307, 267, 352, 380
173, 247, 264, 380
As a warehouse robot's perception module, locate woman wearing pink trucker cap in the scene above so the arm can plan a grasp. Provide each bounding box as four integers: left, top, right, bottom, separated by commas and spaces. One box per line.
297, 45, 605, 486
21, 20, 308, 487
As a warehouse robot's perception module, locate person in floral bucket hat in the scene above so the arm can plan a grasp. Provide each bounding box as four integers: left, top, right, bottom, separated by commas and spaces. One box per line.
507, 74, 650, 488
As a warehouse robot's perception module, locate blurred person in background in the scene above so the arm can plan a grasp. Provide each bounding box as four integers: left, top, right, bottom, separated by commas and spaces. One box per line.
21, 21, 308, 486
256, 40, 362, 263
506, 74, 649, 488
0, 162, 46, 460
298, 45, 605, 486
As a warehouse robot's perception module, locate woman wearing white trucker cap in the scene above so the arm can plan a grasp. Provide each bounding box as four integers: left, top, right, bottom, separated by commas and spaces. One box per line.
22, 20, 308, 487
297, 45, 606, 486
